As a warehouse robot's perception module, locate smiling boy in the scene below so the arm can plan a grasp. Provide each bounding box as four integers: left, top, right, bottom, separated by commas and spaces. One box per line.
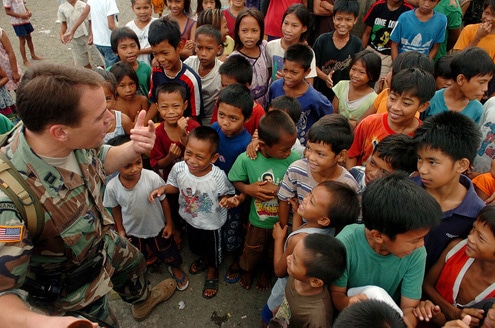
330, 172, 441, 328
421, 47, 495, 124
346, 68, 435, 168
147, 17, 204, 123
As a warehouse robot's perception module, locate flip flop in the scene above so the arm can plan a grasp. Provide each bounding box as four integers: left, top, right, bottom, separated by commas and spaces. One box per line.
189, 258, 207, 275
224, 265, 242, 283
202, 278, 219, 299
167, 266, 189, 291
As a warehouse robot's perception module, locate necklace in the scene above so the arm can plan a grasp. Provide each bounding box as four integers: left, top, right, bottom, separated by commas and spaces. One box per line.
333, 34, 349, 42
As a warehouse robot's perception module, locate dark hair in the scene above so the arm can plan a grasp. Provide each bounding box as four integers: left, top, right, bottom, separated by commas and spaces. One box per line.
284, 44, 313, 71
319, 181, 360, 233
362, 171, 441, 240
131, 0, 152, 4
195, 24, 222, 44
17, 63, 104, 132
390, 68, 436, 104
303, 234, 346, 285
374, 134, 417, 173
234, 8, 264, 51
391, 51, 434, 78
187, 126, 220, 153
351, 50, 382, 87
307, 114, 354, 155
258, 110, 296, 146
217, 84, 254, 119
268, 95, 301, 125
434, 55, 453, 79
107, 134, 131, 146
333, 0, 360, 17
155, 82, 187, 101
197, 8, 224, 30
110, 27, 141, 54
477, 205, 495, 238
219, 54, 253, 85
148, 16, 182, 48
109, 62, 139, 86
196, 0, 221, 15
334, 300, 406, 328
282, 4, 310, 42
450, 47, 495, 81
94, 68, 117, 95
483, 0, 495, 10
414, 111, 481, 164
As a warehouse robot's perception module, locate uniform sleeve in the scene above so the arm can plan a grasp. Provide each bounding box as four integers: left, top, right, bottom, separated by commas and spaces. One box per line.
0, 190, 33, 292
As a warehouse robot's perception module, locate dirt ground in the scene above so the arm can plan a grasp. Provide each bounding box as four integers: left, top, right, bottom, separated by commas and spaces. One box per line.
0, 1, 270, 327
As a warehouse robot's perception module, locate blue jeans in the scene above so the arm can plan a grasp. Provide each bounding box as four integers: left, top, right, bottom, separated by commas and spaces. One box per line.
95, 45, 119, 68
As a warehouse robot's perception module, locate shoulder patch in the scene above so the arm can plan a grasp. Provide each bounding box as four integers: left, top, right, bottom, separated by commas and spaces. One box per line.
0, 225, 23, 242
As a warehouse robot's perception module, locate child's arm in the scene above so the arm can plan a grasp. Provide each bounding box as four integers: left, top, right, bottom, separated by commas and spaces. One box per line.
277, 200, 290, 228
428, 43, 440, 60
149, 184, 179, 202
467, 21, 492, 48
313, 0, 333, 16
391, 41, 399, 61
111, 205, 127, 240
160, 197, 174, 239
177, 116, 189, 146
107, 14, 117, 31
145, 103, 158, 124
63, 4, 90, 43
233, 181, 277, 202
0, 66, 9, 88
60, 21, 68, 44
316, 66, 334, 88
120, 112, 134, 135
219, 193, 246, 209
246, 130, 259, 159
361, 25, 372, 49
4, 6, 30, 20
155, 143, 182, 169
0, 32, 20, 83
332, 96, 340, 114
345, 154, 358, 171
273, 224, 307, 278
330, 285, 368, 311
401, 297, 422, 328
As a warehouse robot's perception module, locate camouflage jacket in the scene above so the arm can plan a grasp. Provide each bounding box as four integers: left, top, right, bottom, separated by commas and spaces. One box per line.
0, 128, 114, 312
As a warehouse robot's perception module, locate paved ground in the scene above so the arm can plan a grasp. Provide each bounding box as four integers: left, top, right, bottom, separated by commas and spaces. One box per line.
0, 1, 270, 326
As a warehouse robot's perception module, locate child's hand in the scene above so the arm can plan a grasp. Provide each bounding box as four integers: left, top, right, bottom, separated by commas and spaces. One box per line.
168, 143, 181, 160
149, 186, 166, 203
219, 194, 243, 209
458, 308, 484, 327
287, 196, 299, 213
246, 129, 260, 159
443, 316, 471, 328
348, 293, 368, 306
162, 224, 173, 239
325, 70, 334, 88
12, 69, 20, 83
245, 181, 277, 202
272, 222, 288, 241
87, 34, 93, 45
62, 31, 74, 44
477, 21, 492, 39
184, 40, 194, 50
413, 300, 441, 322
118, 230, 127, 241
275, 70, 284, 80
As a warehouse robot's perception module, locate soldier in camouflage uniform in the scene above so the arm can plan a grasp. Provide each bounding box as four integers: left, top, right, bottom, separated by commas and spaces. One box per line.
0, 63, 176, 327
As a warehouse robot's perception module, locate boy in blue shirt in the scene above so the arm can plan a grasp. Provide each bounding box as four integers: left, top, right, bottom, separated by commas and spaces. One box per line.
390, 0, 447, 60
269, 44, 333, 146
147, 17, 203, 122
330, 172, 441, 328
229, 110, 300, 291
414, 111, 486, 272
421, 47, 495, 124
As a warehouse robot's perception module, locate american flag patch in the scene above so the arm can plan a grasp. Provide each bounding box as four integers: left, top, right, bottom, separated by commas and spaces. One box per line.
0, 226, 22, 243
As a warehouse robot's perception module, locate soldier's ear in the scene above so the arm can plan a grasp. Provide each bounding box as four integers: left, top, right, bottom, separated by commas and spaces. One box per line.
49, 125, 69, 142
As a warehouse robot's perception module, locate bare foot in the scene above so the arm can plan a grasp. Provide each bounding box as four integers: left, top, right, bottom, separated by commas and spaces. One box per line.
256, 271, 272, 291
31, 55, 43, 60
203, 267, 218, 298
23, 59, 30, 67
239, 270, 253, 290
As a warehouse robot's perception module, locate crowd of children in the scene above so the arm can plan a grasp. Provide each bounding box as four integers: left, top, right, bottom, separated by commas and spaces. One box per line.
4, 0, 495, 326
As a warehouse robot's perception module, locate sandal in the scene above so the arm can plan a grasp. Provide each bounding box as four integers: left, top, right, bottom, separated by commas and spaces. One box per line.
202, 278, 219, 299
224, 265, 242, 283
167, 265, 189, 291
189, 258, 207, 275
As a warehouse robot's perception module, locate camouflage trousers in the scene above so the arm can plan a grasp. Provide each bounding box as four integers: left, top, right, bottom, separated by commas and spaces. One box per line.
58, 230, 149, 327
